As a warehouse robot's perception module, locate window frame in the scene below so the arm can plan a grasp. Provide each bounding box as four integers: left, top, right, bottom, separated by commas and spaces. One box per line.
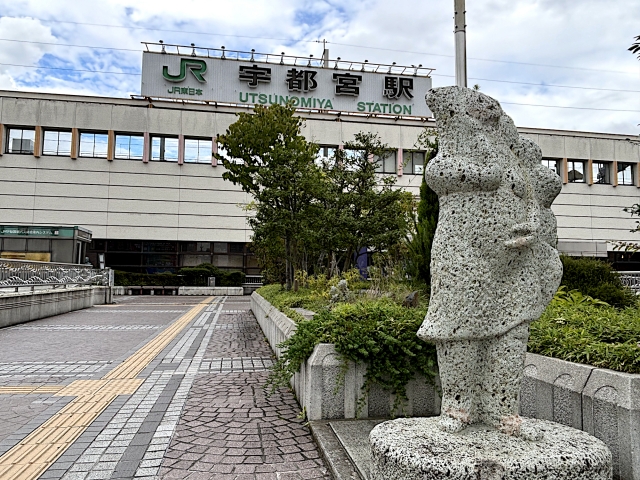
6, 127, 36, 155
79, 131, 109, 158
114, 133, 145, 160
183, 137, 212, 164
374, 150, 397, 174
617, 162, 635, 186
403, 151, 425, 175
42, 129, 73, 157
150, 135, 179, 162
541, 158, 561, 177
592, 160, 611, 185
567, 159, 586, 183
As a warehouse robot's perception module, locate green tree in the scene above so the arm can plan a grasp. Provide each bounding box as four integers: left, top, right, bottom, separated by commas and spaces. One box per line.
317, 132, 413, 274
216, 103, 322, 289
405, 128, 439, 284
629, 35, 640, 59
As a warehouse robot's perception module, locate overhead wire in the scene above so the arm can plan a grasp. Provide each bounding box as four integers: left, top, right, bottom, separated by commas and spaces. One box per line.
18, 16, 639, 75
0, 38, 638, 95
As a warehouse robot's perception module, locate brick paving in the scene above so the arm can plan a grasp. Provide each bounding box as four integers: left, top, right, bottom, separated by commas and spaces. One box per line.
0, 295, 330, 480
157, 305, 331, 480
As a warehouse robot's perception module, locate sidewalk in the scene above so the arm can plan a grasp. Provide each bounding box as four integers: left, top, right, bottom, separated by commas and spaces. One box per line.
0, 295, 330, 480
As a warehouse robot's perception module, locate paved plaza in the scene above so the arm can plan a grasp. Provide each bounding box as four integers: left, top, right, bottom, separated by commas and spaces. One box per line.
0, 295, 331, 480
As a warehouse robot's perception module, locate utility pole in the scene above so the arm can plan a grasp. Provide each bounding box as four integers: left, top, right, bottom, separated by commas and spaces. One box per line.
322, 39, 329, 68
454, 0, 468, 87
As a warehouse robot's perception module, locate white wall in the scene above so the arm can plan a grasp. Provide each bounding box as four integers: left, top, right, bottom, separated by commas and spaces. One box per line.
1, 92, 639, 252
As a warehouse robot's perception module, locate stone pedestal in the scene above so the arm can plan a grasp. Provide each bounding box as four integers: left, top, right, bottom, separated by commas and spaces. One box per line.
370, 417, 612, 480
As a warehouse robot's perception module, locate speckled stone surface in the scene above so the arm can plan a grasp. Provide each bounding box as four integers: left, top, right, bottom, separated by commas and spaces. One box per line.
416, 86, 564, 433
370, 417, 613, 480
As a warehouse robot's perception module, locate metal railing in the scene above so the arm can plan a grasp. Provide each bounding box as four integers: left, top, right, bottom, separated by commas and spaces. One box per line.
141, 42, 435, 77
243, 275, 264, 286
619, 271, 640, 293
0, 259, 113, 292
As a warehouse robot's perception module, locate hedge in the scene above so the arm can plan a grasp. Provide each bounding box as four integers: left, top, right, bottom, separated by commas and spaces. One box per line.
560, 255, 637, 308
115, 263, 245, 287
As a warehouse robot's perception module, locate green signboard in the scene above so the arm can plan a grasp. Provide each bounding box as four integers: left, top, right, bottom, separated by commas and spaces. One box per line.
0, 226, 76, 238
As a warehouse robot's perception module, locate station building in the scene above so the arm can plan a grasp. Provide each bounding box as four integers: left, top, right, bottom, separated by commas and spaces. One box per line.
0, 45, 639, 273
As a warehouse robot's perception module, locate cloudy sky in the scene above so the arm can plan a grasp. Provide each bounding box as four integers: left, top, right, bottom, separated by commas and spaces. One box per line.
0, 0, 638, 134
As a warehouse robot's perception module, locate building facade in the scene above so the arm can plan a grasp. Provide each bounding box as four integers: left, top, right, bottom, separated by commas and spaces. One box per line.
0, 89, 639, 273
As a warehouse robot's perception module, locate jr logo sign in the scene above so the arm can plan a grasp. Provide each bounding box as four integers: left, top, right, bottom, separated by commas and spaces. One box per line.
162, 59, 207, 83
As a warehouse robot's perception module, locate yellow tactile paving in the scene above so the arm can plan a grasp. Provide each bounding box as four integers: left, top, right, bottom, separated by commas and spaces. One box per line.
0, 297, 214, 480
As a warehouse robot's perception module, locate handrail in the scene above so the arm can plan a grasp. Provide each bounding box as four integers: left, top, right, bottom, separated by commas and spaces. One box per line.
0, 259, 113, 290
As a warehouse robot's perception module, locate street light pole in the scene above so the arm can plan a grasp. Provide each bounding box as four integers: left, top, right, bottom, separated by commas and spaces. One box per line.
454, 0, 468, 87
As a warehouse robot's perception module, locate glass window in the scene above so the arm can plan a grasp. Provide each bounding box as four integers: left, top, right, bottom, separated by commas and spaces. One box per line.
151, 136, 179, 162
374, 151, 397, 174
567, 160, 586, 183
617, 162, 635, 186
79, 132, 108, 158
316, 146, 337, 165
213, 242, 228, 254
115, 134, 144, 160
43, 130, 72, 156
229, 243, 245, 254
217, 143, 243, 164
592, 161, 611, 184
403, 151, 425, 175
541, 158, 561, 176
6, 128, 35, 154
184, 138, 212, 163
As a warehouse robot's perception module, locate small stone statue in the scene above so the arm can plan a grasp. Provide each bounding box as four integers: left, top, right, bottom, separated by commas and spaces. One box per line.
369, 86, 612, 480
417, 86, 563, 440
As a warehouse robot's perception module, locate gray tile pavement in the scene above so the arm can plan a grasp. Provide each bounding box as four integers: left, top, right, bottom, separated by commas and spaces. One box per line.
0, 296, 330, 480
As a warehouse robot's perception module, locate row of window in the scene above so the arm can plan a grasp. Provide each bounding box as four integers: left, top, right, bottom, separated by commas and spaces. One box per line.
7, 127, 429, 175
542, 158, 636, 186
7, 127, 214, 163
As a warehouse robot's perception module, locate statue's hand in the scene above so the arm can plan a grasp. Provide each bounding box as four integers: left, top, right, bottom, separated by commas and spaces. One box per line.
505, 222, 537, 249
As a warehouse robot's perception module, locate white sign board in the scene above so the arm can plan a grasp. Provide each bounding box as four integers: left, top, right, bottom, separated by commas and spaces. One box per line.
141, 52, 432, 117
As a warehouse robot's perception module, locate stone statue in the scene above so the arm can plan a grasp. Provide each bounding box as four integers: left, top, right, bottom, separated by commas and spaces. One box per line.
369, 87, 612, 479
416, 86, 563, 440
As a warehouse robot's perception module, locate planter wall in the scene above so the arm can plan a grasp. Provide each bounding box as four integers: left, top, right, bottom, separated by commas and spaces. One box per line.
251, 291, 640, 480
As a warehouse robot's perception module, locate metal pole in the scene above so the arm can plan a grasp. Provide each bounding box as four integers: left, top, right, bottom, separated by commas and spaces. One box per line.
454, 0, 468, 87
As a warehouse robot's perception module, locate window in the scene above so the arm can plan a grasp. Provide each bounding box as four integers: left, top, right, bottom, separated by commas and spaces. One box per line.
184, 138, 212, 163
43, 130, 72, 156
592, 161, 611, 184
617, 163, 635, 186
6, 128, 35, 154
217, 143, 242, 165
403, 151, 425, 175
316, 146, 337, 164
151, 136, 179, 162
79, 132, 108, 158
374, 151, 397, 174
567, 160, 586, 183
541, 158, 561, 176
115, 134, 144, 160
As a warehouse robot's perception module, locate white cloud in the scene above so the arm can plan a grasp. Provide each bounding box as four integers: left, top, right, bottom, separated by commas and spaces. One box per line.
0, 0, 638, 133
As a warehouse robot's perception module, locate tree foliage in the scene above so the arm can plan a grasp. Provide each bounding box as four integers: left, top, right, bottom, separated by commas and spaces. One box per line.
216, 103, 322, 288
217, 103, 412, 287
405, 128, 439, 284
629, 35, 640, 59
316, 132, 413, 274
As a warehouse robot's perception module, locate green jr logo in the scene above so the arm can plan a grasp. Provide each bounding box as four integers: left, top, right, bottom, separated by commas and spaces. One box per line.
162, 59, 207, 83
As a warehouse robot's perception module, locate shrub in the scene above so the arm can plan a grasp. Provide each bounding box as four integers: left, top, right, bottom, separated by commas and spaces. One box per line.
560, 255, 636, 308
529, 302, 640, 374
266, 297, 437, 414
114, 263, 245, 287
